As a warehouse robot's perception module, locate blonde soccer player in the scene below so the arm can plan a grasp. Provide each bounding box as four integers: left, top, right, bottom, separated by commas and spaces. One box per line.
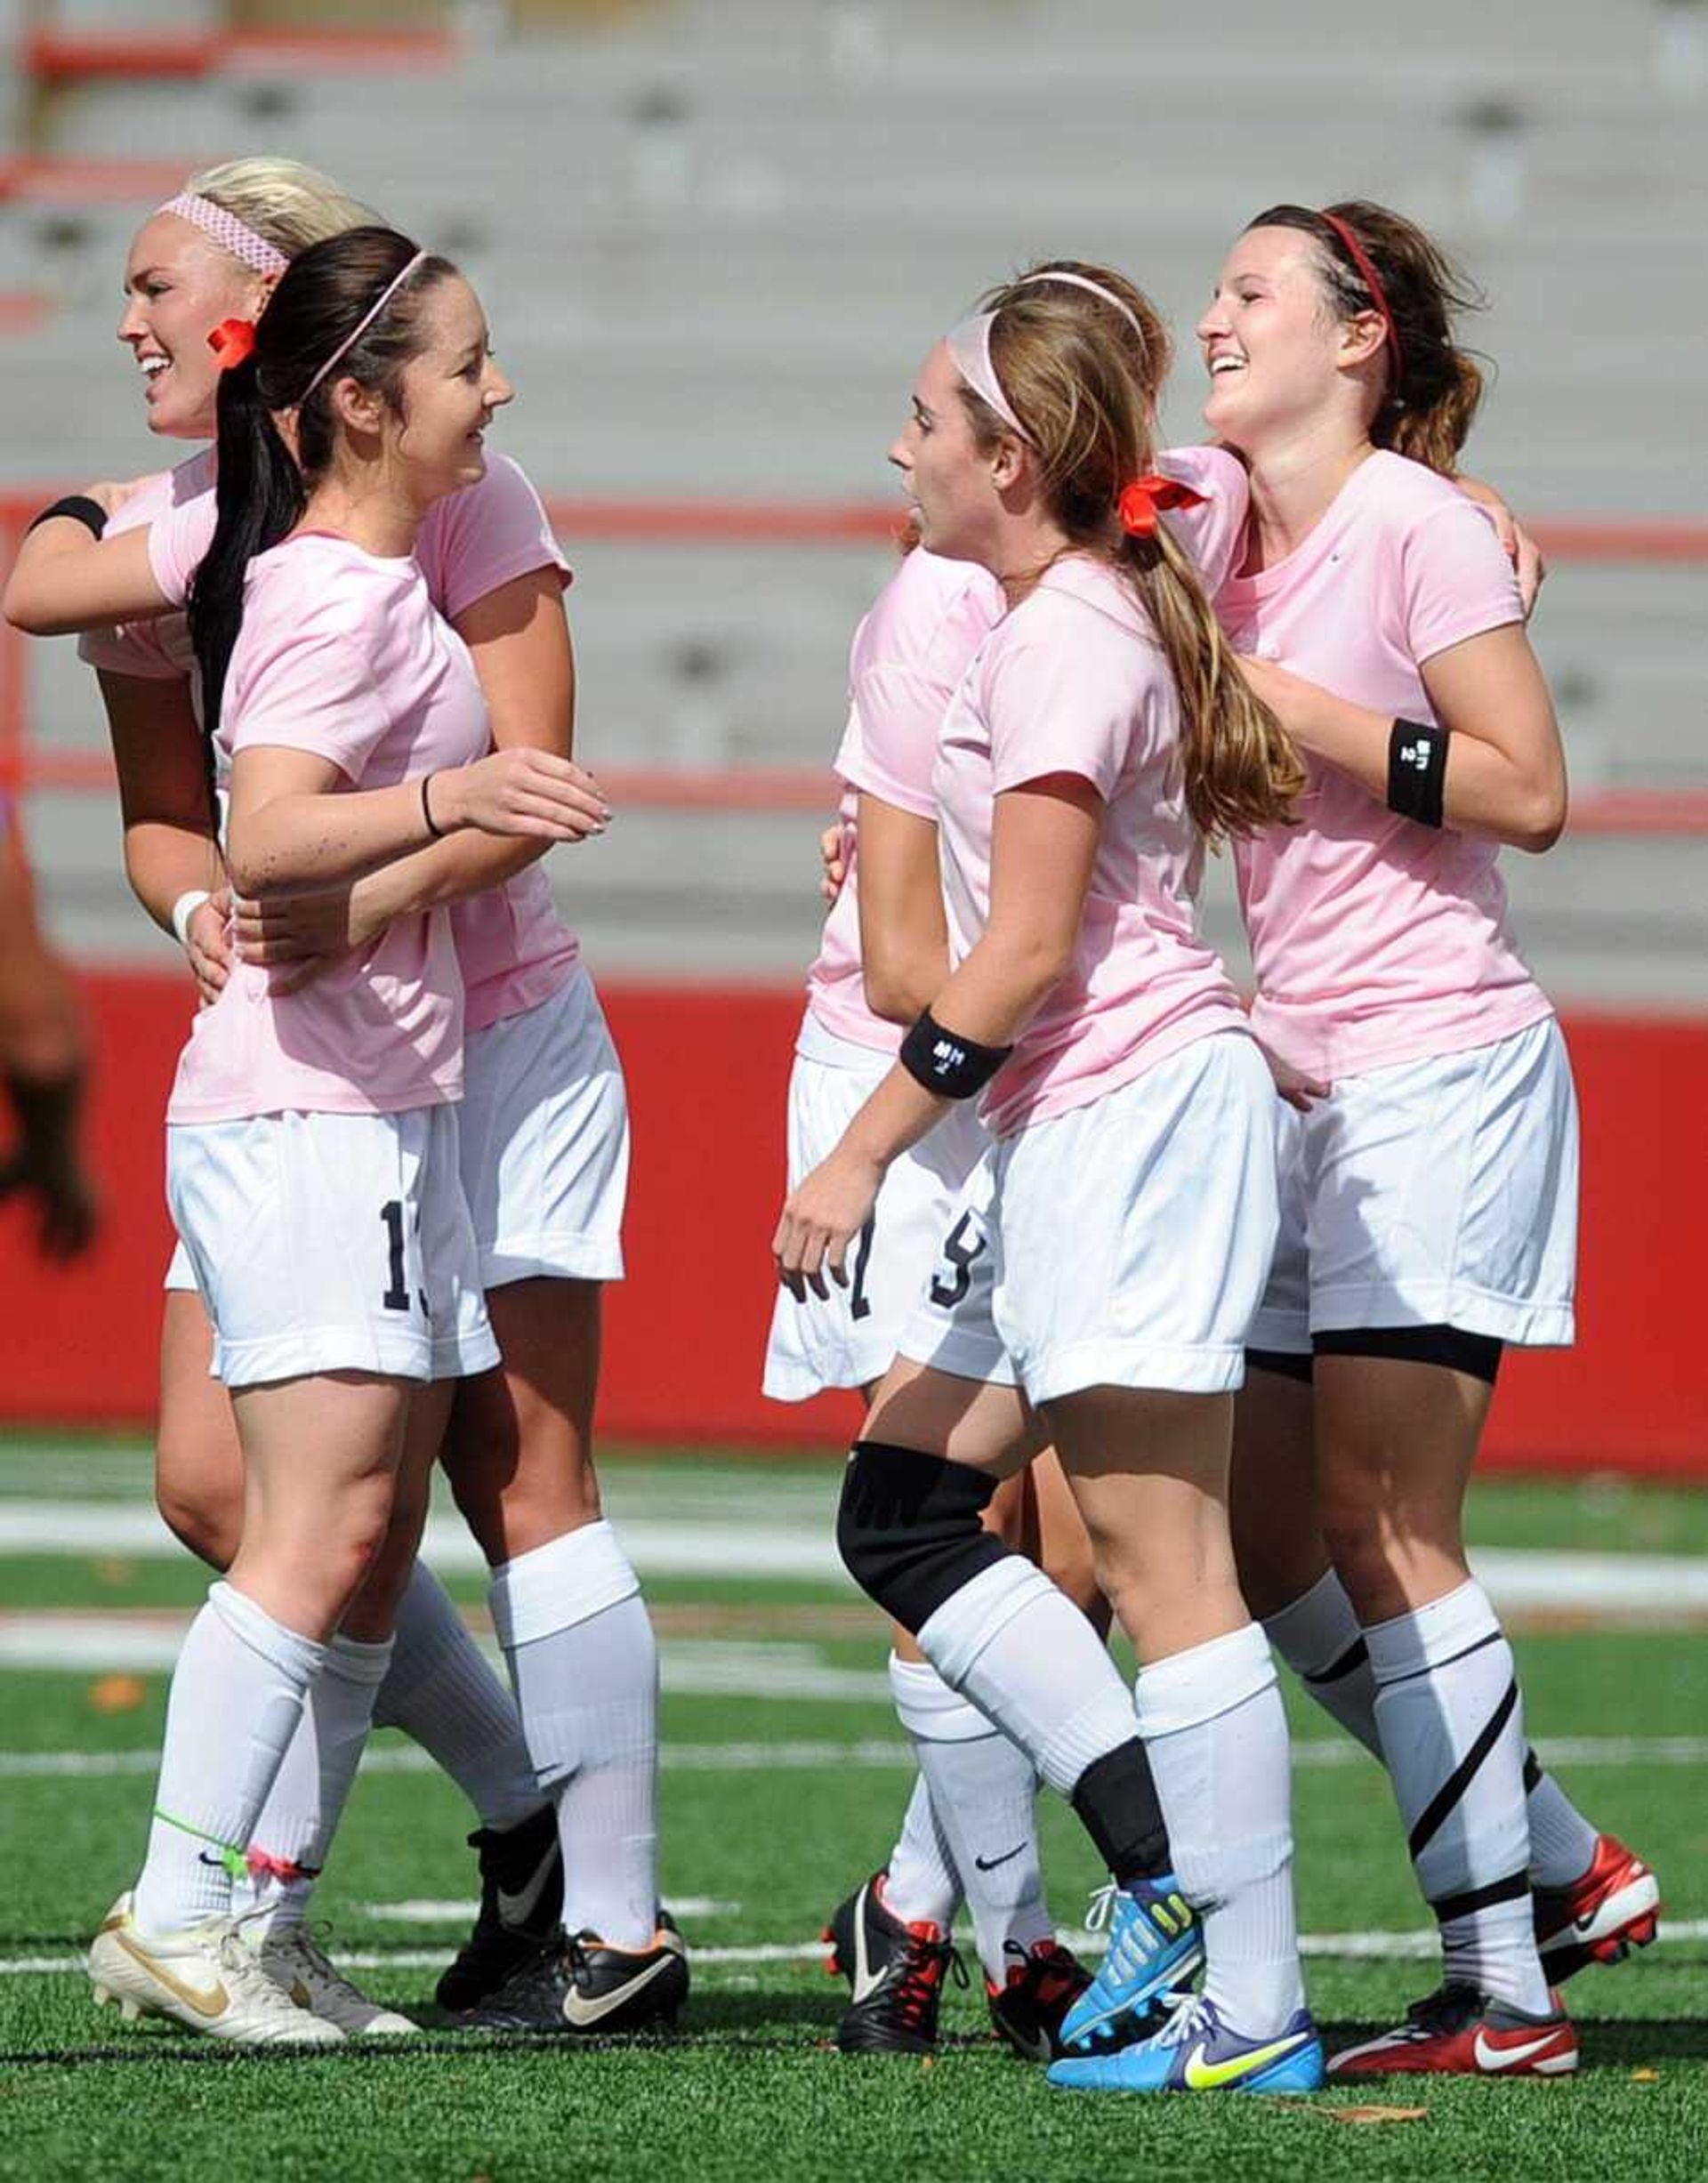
777, 265, 1325, 2097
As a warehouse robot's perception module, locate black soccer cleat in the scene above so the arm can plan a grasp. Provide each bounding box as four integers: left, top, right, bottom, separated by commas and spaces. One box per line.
460, 1913, 689, 2035
986, 1938, 1097, 2063
830, 1873, 964, 2056
433, 1806, 564, 2013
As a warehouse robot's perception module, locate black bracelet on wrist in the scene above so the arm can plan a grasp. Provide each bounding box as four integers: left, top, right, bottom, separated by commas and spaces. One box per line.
1388, 717, 1449, 828
898, 1009, 1014, 1100
421, 771, 445, 840
27, 495, 108, 540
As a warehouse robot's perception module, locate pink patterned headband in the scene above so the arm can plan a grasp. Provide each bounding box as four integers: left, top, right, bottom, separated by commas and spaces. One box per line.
947, 270, 1150, 442
157, 194, 289, 279
300, 250, 429, 403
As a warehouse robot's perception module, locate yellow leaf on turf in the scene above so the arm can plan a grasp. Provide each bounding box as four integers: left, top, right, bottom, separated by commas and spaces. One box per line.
1306, 2102, 1429, 2125
1631, 2070, 1660, 2083
88, 1674, 147, 1713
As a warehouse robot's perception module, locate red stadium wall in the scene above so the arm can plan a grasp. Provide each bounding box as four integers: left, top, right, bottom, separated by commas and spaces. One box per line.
1, 971, 1704, 1476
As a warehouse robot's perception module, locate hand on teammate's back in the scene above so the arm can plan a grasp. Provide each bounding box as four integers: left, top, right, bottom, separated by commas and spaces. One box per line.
183, 890, 231, 1006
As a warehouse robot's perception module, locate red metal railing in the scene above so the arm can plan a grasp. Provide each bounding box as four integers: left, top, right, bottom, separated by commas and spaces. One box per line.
3, 494, 1706, 831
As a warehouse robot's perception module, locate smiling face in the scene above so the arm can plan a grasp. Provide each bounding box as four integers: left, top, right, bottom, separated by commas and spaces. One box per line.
364, 274, 513, 510
117, 212, 274, 439
887, 340, 1014, 567
1196, 224, 1385, 455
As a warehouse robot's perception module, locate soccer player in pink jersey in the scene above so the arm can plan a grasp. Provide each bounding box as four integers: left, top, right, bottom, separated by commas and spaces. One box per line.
776, 265, 1327, 2098
20, 227, 602, 2043
1198, 199, 1656, 2078
8, 163, 681, 2040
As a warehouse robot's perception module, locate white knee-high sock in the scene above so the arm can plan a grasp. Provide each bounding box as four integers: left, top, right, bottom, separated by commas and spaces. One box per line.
235, 1631, 393, 1937
489, 1520, 658, 1951
889, 1655, 1052, 1982
1262, 1568, 1382, 1759
915, 1557, 1139, 1799
882, 1774, 961, 1934
1366, 1580, 1550, 2015
134, 1583, 326, 1938
372, 1562, 543, 1833
1267, 1568, 1600, 1890
1134, 1623, 1305, 2038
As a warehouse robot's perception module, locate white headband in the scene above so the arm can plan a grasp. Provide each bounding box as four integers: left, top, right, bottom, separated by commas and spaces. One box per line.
947, 272, 1148, 441
947, 312, 1031, 441
300, 250, 430, 402
157, 194, 289, 279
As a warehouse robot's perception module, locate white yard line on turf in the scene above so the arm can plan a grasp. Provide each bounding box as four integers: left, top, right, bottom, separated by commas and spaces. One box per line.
5, 1733, 1708, 1781
4, 1498, 1708, 1615
5, 1919, 1708, 1980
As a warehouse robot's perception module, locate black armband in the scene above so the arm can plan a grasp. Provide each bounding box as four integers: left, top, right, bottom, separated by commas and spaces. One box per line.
1388, 717, 1449, 828
898, 1009, 1013, 1100
26, 495, 108, 540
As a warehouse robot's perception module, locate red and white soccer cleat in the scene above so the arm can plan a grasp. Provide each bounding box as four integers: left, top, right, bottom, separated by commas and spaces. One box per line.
1329, 1983, 1578, 2080
1533, 1833, 1661, 1984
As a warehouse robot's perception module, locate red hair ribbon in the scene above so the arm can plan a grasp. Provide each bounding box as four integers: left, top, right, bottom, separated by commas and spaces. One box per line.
207, 318, 256, 369
1317, 212, 1404, 382
1117, 473, 1210, 539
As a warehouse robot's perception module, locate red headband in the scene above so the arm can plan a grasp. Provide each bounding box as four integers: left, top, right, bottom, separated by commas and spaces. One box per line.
1117, 473, 1210, 540
1317, 212, 1404, 383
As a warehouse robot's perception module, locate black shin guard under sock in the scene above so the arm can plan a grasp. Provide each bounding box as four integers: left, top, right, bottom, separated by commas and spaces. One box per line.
836, 1439, 1008, 1633
1070, 1742, 1172, 1886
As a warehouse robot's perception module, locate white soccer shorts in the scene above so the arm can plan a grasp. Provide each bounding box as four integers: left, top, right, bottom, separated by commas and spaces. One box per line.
1247, 1014, 1578, 1354
459, 964, 629, 1290
763, 1014, 996, 1400
898, 1030, 1280, 1403
165, 1102, 498, 1388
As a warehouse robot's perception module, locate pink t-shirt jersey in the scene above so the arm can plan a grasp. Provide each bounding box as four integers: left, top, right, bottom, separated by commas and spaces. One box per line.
89, 451, 580, 1034
807, 549, 1003, 1056
933, 548, 1249, 1140
1222, 452, 1551, 1081
165, 536, 491, 1124
806, 447, 1246, 1063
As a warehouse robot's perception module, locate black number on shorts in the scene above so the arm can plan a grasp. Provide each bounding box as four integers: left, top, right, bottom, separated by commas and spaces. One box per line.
929, 1212, 987, 1309
849, 1216, 876, 1322
380, 1199, 410, 1312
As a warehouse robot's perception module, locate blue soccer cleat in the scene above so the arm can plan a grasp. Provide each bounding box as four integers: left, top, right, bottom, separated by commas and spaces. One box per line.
1058, 1876, 1204, 2050
1048, 1994, 1325, 2095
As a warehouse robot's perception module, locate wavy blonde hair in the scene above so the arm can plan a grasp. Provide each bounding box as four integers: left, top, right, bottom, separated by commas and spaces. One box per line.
964, 261, 1302, 842
181, 157, 383, 262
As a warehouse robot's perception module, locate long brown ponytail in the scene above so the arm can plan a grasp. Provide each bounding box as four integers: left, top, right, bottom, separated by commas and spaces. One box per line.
963, 261, 1302, 842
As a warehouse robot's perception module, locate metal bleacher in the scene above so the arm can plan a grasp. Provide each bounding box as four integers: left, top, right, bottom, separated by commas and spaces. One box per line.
4, 0, 1705, 999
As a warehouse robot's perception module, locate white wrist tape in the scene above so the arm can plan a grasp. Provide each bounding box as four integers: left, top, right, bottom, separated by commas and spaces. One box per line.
171, 889, 213, 948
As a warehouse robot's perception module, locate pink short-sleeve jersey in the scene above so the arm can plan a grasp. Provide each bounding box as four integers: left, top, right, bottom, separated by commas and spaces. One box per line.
804, 549, 1003, 1055
800, 447, 1245, 1061
165, 536, 491, 1124
89, 451, 579, 1033
1221, 451, 1551, 1081
933, 552, 1248, 1140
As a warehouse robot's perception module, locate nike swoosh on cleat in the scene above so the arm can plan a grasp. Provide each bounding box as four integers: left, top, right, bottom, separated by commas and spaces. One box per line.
495, 1846, 560, 1929
559, 1953, 677, 2028
114, 1931, 229, 2019
1183, 2032, 1309, 2090
850, 1886, 888, 2005
1472, 2029, 1566, 2073
974, 1845, 1027, 1873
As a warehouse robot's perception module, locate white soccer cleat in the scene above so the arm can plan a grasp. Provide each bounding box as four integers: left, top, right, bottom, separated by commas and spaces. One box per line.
86, 1892, 345, 2046
252, 1924, 417, 2037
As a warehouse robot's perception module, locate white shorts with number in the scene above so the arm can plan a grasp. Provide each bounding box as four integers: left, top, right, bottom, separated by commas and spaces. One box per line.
763, 1015, 995, 1400
898, 1031, 1280, 1403
460, 964, 629, 1290
1248, 1014, 1578, 1355
165, 1104, 499, 1388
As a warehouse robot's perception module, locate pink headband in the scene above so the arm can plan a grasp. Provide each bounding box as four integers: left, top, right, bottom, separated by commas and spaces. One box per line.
300, 250, 429, 403
157, 194, 289, 279
947, 270, 1150, 441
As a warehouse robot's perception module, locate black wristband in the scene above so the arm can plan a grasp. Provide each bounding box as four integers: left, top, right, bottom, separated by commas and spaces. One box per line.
27, 495, 108, 540
898, 1009, 1013, 1100
1388, 717, 1448, 828
421, 771, 445, 840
